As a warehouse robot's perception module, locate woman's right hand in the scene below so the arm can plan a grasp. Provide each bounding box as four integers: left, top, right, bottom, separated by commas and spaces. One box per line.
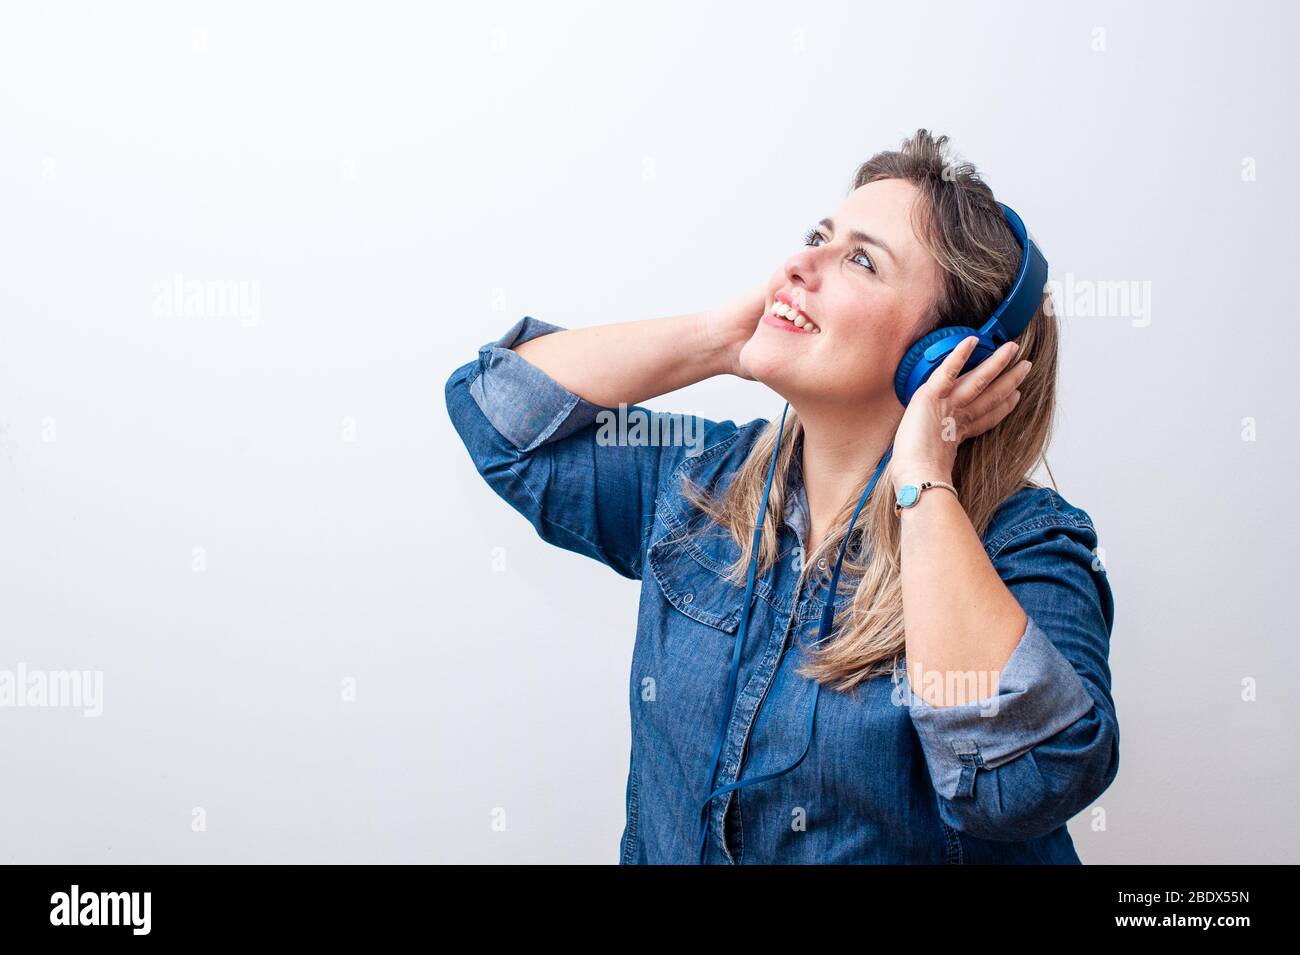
704, 280, 769, 380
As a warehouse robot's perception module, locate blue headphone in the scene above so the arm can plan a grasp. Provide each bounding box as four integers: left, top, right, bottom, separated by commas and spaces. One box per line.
694, 202, 1047, 863
894, 202, 1048, 406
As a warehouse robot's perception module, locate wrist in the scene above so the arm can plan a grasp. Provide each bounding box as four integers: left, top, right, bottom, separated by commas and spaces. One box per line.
696, 308, 748, 378
893, 476, 960, 515
891, 465, 954, 496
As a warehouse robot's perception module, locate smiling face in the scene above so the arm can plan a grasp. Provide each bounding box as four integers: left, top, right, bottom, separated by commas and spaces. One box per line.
737, 178, 945, 409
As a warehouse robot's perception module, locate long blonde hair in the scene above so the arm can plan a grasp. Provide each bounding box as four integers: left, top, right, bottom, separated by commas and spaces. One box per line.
680, 129, 1059, 692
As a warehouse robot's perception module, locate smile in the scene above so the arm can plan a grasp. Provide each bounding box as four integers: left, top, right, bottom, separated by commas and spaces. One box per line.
772, 291, 821, 333
761, 310, 817, 335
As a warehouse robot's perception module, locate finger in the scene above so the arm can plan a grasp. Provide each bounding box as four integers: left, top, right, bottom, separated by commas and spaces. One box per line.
927, 335, 982, 398
965, 389, 1022, 438
964, 358, 1031, 421
951, 340, 1021, 405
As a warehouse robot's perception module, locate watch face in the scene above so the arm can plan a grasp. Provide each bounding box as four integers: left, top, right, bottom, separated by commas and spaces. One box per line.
897, 484, 920, 507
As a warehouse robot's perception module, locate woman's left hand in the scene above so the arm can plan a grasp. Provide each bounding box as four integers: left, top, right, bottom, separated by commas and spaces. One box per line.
890, 336, 1032, 492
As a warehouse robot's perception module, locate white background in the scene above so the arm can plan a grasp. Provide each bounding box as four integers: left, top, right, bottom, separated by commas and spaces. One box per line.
1, 0, 1296, 863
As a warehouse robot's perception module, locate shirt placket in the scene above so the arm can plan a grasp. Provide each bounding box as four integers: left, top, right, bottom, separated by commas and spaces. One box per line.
708, 470, 815, 862
709, 586, 803, 860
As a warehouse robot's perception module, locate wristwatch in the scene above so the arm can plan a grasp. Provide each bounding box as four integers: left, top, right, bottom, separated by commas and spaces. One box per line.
894, 480, 959, 514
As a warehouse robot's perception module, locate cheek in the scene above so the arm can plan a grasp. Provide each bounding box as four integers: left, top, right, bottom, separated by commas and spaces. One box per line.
827, 309, 912, 385
834, 311, 897, 359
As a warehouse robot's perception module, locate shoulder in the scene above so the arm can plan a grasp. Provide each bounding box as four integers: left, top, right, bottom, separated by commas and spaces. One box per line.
983, 483, 1114, 633
980, 481, 1113, 628
981, 483, 1101, 560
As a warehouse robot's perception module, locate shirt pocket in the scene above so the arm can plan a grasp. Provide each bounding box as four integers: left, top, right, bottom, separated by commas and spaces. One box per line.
646, 529, 744, 637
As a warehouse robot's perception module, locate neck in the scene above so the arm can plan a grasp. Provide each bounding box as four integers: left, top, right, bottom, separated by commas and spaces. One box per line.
795, 396, 902, 551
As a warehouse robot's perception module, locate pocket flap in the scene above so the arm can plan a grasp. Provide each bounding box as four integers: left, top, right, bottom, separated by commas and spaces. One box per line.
647, 534, 743, 634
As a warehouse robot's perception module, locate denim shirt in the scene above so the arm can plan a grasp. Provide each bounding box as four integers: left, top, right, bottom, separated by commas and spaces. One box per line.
445, 316, 1120, 865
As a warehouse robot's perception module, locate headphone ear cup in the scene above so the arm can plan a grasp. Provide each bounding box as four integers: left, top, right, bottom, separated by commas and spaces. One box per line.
894, 325, 989, 406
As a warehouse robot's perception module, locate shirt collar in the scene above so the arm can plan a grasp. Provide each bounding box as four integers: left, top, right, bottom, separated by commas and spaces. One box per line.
783, 436, 811, 546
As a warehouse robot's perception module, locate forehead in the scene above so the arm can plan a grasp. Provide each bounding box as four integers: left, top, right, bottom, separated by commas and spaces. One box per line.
831, 178, 929, 271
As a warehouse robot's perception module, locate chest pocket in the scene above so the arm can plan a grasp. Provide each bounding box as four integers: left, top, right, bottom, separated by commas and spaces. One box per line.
646, 528, 743, 635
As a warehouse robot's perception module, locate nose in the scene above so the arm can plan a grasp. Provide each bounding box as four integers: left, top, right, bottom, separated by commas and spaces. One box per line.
782, 247, 822, 308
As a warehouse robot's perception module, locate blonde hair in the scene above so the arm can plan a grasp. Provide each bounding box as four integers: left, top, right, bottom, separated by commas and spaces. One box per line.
679, 129, 1059, 691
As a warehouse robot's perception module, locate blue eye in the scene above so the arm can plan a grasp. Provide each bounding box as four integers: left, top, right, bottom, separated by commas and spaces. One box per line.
801, 227, 876, 274
850, 248, 876, 273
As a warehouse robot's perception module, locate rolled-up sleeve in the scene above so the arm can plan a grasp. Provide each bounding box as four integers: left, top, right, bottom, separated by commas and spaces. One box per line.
444, 316, 740, 580
463, 316, 609, 452
904, 514, 1119, 842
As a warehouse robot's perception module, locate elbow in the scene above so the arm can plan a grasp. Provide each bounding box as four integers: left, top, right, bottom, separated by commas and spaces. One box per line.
443, 360, 472, 444
445, 359, 514, 471
444, 360, 477, 431
939, 705, 1120, 843
444, 361, 543, 528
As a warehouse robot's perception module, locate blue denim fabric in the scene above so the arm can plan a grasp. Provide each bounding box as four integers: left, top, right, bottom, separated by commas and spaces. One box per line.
445, 316, 1120, 864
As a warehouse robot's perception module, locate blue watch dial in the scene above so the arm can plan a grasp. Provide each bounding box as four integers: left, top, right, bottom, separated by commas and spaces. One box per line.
896, 484, 920, 507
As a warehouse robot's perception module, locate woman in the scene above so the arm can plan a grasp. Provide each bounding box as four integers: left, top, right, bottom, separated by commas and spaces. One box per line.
445, 129, 1119, 864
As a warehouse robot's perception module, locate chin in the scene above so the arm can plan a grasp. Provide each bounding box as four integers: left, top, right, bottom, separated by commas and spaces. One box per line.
744, 342, 891, 408
742, 359, 812, 406
737, 336, 792, 386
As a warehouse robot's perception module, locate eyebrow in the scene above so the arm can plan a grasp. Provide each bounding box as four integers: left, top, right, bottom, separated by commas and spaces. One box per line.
818, 217, 897, 266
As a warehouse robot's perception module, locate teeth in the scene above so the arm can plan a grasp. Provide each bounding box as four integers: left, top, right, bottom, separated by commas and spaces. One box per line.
774, 299, 819, 333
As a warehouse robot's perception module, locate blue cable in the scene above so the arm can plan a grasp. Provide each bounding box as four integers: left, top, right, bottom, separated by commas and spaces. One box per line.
695, 402, 892, 863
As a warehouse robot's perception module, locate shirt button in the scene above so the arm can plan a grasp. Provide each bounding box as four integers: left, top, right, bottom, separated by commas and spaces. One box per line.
682, 592, 694, 605
817, 558, 827, 570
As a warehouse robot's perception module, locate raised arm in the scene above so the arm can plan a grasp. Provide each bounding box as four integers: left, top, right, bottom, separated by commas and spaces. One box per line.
512, 311, 738, 407
510, 288, 761, 407
444, 287, 766, 579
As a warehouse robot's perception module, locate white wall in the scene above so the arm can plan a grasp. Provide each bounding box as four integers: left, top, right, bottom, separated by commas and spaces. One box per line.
0, 0, 1295, 863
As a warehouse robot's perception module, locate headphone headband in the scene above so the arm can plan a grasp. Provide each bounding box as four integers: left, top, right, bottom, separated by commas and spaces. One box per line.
981, 202, 1048, 344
